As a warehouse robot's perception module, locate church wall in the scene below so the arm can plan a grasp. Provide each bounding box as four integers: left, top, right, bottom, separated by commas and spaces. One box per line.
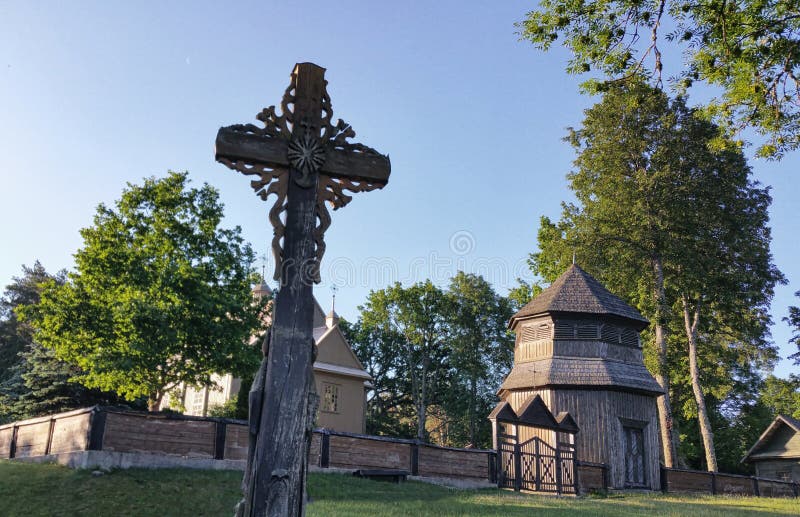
549, 389, 611, 467
506, 387, 661, 490
506, 389, 553, 413
315, 371, 366, 434
518, 425, 556, 447
606, 391, 661, 490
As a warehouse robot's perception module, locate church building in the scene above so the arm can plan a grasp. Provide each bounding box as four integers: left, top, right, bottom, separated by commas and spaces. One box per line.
496, 264, 663, 490
165, 282, 372, 434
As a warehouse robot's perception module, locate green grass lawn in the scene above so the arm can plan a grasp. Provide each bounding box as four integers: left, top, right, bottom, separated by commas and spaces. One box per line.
0, 461, 797, 516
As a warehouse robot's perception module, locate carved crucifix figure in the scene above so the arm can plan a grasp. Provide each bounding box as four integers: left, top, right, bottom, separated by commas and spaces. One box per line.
216, 63, 390, 516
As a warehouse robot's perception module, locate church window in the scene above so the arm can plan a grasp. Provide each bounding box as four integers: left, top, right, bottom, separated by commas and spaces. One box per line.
191, 389, 206, 416
322, 383, 340, 413
554, 320, 600, 339
601, 324, 619, 343
521, 323, 551, 342
554, 321, 574, 339
620, 328, 640, 347
576, 322, 599, 339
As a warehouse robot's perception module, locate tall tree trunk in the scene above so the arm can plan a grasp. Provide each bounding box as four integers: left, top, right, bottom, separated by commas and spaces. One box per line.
469, 377, 477, 446
417, 360, 428, 441
148, 392, 162, 412
652, 256, 678, 467
682, 296, 718, 472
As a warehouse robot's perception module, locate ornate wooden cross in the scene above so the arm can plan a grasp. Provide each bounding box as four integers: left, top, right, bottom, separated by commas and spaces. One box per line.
215, 63, 390, 516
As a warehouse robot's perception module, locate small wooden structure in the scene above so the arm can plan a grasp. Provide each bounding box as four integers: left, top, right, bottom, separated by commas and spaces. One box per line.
495, 264, 663, 490
489, 396, 579, 494
743, 414, 800, 482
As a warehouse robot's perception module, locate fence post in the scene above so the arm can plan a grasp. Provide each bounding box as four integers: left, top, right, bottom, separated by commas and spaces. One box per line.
555, 446, 563, 496
44, 417, 56, 456
488, 451, 497, 483
8, 425, 18, 459
514, 442, 522, 492
792, 482, 798, 498
320, 429, 331, 468
752, 476, 760, 497
660, 466, 668, 493
410, 440, 419, 476
603, 463, 610, 492
213, 421, 227, 460
534, 439, 541, 492
88, 408, 107, 451
710, 472, 717, 495
494, 442, 506, 488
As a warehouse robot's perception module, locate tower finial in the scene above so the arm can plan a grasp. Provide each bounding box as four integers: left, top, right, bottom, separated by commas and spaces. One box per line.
259, 253, 268, 282
572, 250, 576, 265
326, 284, 340, 328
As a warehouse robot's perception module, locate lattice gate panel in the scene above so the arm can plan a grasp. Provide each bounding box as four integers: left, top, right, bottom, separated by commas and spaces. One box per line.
499, 436, 577, 495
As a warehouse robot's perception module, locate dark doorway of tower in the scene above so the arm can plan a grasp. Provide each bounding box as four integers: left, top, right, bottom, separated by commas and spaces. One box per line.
489, 395, 579, 495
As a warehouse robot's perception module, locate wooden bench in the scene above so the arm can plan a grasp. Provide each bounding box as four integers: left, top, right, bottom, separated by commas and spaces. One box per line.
353, 469, 409, 483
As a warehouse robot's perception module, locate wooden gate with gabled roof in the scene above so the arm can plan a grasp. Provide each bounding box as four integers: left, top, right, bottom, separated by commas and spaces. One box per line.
489, 395, 579, 495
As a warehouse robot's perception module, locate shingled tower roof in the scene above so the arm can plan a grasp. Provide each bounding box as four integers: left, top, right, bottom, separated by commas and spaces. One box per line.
511, 264, 648, 329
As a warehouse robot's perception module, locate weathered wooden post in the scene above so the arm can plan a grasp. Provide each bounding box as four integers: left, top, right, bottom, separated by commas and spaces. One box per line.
215, 62, 390, 516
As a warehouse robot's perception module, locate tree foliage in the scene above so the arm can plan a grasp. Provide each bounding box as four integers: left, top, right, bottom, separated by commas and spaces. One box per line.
0, 262, 56, 386
343, 275, 515, 447
356, 281, 451, 441
759, 374, 800, 418
786, 291, 800, 364
0, 263, 129, 423
444, 273, 515, 446
529, 83, 783, 470
22, 172, 266, 411
518, 0, 800, 158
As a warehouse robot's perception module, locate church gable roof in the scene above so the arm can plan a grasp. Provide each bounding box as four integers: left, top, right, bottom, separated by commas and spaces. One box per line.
511, 264, 648, 328
314, 324, 368, 374
742, 414, 800, 462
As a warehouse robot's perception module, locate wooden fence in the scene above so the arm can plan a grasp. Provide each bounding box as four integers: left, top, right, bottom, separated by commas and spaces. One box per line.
0, 407, 495, 482
576, 461, 609, 493
2, 407, 797, 498
661, 467, 799, 498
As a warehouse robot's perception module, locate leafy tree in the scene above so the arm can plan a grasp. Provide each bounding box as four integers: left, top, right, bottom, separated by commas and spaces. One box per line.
345, 275, 516, 448
529, 82, 782, 469
444, 272, 514, 446
787, 292, 800, 364
518, 0, 800, 158
22, 172, 266, 411
357, 281, 451, 441
208, 398, 246, 419
0, 263, 127, 423
0, 262, 57, 385
759, 374, 800, 418
341, 318, 416, 438
506, 279, 542, 312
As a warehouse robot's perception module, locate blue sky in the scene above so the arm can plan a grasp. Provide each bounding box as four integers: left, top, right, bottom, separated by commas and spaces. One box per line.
1, 1, 798, 378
